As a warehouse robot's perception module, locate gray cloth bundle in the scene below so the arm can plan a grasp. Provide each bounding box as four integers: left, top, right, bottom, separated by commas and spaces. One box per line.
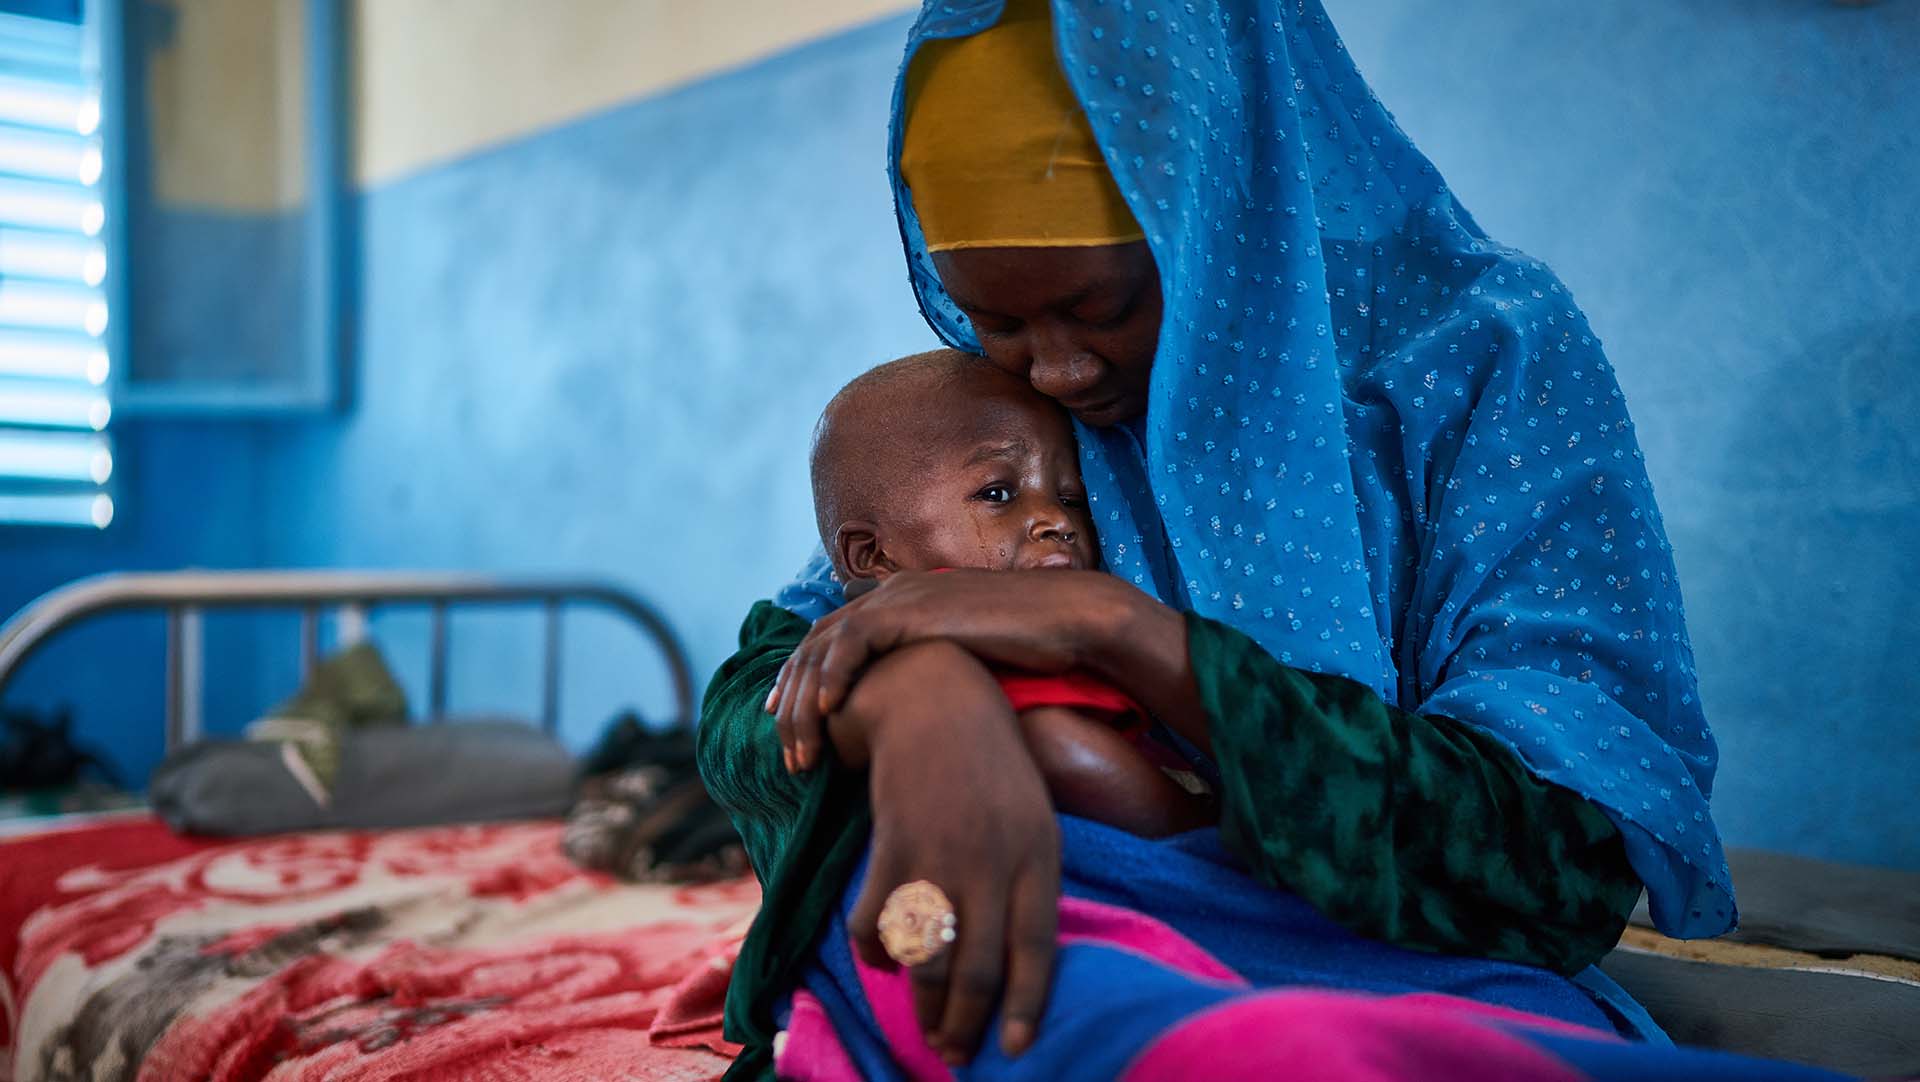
151, 719, 574, 835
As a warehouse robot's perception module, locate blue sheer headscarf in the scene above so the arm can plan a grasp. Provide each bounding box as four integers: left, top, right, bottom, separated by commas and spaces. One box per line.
781, 0, 1734, 940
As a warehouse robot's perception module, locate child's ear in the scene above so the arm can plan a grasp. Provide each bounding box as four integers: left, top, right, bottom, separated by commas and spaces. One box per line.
834, 522, 896, 585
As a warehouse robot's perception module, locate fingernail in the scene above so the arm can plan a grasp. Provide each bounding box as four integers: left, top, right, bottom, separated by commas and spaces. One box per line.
782, 749, 794, 773
764, 687, 778, 713
1001, 1021, 1034, 1057
796, 741, 812, 771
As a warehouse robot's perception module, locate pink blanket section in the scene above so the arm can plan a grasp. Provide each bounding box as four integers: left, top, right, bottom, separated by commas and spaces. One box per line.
773, 896, 1610, 1082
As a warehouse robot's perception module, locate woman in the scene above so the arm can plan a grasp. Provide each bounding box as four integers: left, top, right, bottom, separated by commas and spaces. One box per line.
700, 1, 1749, 1078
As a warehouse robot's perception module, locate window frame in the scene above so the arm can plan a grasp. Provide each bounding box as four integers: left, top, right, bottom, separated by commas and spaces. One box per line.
109, 0, 349, 418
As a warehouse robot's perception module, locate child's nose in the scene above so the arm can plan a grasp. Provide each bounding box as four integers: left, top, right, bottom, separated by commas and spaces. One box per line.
1029, 502, 1077, 543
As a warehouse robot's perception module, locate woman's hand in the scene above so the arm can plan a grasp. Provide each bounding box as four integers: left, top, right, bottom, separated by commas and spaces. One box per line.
837, 641, 1061, 1063
770, 569, 1203, 771
770, 570, 1125, 771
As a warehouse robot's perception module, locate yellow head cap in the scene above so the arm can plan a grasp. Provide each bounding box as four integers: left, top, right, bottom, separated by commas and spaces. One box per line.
900, 0, 1143, 253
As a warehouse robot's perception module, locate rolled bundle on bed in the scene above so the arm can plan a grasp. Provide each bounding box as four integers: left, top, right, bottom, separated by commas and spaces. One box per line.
151, 719, 576, 835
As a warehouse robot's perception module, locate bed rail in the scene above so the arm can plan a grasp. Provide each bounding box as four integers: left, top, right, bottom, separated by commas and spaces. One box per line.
0, 570, 695, 750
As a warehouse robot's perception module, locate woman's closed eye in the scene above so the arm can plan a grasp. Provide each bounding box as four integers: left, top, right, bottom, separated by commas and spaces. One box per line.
1060, 490, 1087, 509
1072, 294, 1136, 332
967, 311, 1022, 337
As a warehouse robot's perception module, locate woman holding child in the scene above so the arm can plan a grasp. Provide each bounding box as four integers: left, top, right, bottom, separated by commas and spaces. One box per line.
697, 2, 1807, 1080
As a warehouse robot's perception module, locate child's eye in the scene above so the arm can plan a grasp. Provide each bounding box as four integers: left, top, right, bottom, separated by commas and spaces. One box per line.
974, 484, 1015, 504
1061, 491, 1087, 508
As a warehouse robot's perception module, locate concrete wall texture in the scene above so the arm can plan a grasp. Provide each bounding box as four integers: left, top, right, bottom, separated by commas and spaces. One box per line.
2, 1, 1914, 869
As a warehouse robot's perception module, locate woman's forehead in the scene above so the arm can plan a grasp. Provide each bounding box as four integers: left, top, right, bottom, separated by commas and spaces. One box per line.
934, 243, 1150, 312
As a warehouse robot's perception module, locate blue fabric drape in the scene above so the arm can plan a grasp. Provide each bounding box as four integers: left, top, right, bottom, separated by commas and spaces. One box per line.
794, 818, 1682, 1082
783, 0, 1733, 940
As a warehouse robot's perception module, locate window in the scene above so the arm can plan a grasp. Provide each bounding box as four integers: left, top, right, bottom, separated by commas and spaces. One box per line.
0, 0, 112, 528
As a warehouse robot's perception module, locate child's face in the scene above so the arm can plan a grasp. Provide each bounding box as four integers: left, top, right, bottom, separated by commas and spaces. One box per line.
881, 382, 1099, 574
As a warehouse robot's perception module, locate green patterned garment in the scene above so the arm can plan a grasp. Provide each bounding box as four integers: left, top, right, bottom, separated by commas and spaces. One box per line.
1190, 614, 1640, 976
697, 603, 869, 1082
696, 602, 1641, 1078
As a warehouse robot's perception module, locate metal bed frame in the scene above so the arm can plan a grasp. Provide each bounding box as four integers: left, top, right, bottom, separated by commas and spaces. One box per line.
0, 570, 694, 751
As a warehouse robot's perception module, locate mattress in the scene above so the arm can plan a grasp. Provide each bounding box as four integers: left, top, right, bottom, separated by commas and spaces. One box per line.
0, 814, 758, 1082
1600, 848, 1920, 1077
9, 818, 1912, 1079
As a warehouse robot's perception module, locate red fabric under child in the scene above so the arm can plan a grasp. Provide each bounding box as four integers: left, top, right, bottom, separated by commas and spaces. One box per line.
922, 569, 1148, 731
995, 670, 1143, 726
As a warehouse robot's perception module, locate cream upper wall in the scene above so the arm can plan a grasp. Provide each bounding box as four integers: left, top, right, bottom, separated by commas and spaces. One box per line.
146, 0, 913, 210
350, 0, 914, 187
146, 0, 307, 210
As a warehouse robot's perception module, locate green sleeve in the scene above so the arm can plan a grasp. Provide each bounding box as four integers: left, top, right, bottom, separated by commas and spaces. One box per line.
1189, 614, 1641, 975
695, 601, 812, 880
695, 601, 870, 1082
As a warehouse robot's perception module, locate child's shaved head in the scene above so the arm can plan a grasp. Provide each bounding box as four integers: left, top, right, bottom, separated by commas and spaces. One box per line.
810, 349, 1097, 585
811, 349, 1010, 545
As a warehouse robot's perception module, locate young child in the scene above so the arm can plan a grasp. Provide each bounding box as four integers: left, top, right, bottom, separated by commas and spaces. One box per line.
808, 348, 1214, 837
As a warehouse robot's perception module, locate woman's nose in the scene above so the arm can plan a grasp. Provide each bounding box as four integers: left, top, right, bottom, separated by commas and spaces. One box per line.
1026, 326, 1103, 402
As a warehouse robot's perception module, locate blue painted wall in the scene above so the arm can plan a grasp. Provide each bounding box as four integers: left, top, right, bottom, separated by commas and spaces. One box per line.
2, 2, 1914, 868
0, 421, 272, 783
243, 16, 940, 752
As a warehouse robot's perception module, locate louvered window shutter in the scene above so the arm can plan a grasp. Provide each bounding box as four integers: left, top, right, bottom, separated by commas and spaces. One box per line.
0, 0, 112, 528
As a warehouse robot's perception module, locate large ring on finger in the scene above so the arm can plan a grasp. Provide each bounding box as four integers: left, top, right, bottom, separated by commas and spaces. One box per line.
877, 880, 958, 967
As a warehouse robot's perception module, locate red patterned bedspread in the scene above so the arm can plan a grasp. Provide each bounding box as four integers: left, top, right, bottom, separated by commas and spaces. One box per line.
0, 815, 759, 1082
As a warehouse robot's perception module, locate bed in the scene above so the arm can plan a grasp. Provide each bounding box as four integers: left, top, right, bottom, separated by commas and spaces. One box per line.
1599, 850, 1920, 1076
0, 571, 755, 1082
3, 572, 1917, 1081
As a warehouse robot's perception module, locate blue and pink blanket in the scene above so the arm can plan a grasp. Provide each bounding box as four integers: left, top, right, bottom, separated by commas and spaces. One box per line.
775, 818, 1846, 1082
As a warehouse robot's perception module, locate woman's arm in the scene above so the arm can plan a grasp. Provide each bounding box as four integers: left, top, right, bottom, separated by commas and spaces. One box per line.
1188, 614, 1641, 975
769, 569, 1208, 767
768, 573, 1641, 973
697, 603, 874, 1079
698, 602, 816, 877
698, 603, 1064, 1068
831, 641, 1062, 1063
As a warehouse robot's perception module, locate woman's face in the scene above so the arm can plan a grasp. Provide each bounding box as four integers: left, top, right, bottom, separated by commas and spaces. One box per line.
932, 240, 1161, 428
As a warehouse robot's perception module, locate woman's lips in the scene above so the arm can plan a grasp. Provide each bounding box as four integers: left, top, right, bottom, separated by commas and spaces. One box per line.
1063, 394, 1133, 427
1062, 393, 1118, 415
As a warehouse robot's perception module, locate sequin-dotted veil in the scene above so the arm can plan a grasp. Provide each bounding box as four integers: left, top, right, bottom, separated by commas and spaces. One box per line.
781, 0, 1732, 941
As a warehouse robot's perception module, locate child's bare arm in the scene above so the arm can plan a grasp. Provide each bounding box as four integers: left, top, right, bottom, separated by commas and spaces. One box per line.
1016, 706, 1215, 838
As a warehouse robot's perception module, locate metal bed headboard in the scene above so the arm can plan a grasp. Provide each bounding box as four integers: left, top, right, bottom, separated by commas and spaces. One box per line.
0, 571, 695, 751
